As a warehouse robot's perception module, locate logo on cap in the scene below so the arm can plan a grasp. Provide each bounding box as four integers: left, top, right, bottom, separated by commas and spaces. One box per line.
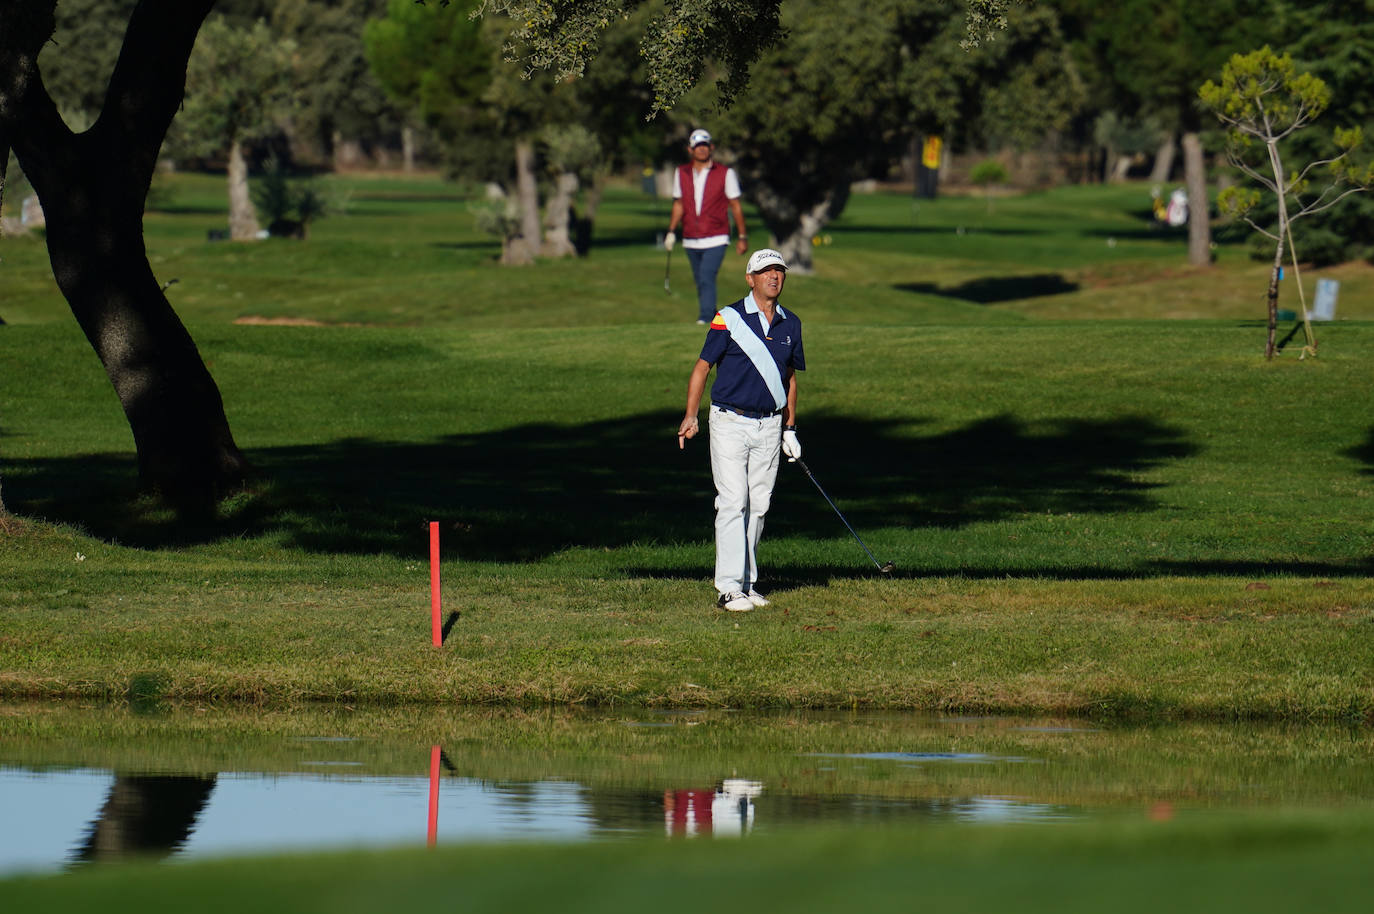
746, 249, 788, 273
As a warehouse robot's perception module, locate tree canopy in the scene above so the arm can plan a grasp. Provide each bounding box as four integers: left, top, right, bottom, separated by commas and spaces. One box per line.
664, 0, 1079, 269
475, 0, 1021, 114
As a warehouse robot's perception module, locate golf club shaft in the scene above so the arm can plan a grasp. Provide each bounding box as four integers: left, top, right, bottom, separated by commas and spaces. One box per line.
794, 458, 885, 570
664, 247, 672, 292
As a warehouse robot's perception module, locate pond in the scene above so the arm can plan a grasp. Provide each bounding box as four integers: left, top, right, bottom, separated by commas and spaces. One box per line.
2, 704, 1371, 877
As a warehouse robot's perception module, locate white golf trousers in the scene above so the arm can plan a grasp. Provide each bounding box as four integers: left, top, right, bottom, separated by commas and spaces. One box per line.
709, 407, 782, 594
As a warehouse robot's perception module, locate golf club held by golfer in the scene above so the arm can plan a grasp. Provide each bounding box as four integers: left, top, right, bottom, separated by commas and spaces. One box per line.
793, 458, 894, 574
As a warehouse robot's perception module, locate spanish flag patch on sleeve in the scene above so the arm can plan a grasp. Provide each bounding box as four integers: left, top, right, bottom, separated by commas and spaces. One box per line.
709, 313, 728, 330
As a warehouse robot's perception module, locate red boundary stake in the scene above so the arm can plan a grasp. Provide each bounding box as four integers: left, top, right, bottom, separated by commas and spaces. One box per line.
429, 521, 442, 646
427, 744, 441, 846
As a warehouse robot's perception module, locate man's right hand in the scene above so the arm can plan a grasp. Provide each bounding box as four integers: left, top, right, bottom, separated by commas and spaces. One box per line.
677, 415, 699, 449
664, 231, 677, 252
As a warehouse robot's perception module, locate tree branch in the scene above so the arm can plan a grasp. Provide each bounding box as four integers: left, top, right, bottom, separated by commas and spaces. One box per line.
0, 136, 8, 236
95, 0, 217, 182
1242, 216, 1278, 241
1290, 154, 1346, 187
1290, 185, 1369, 222
1229, 155, 1278, 194
0, 0, 75, 187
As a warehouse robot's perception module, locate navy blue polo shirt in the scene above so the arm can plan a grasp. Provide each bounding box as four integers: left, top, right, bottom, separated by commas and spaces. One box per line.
699, 293, 805, 414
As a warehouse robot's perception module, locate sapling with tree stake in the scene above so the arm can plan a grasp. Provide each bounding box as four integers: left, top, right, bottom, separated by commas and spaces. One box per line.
1199, 46, 1374, 359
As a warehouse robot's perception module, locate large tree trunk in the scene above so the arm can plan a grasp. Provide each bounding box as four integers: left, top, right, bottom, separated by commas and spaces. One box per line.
2, 0, 247, 502
505, 137, 540, 266
0, 139, 9, 234
1180, 131, 1211, 267
1110, 154, 1133, 183
571, 175, 604, 256
0, 139, 9, 515
750, 182, 850, 274
227, 137, 259, 240
402, 124, 416, 173
1149, 133, 1177, 184
42, 162, 248, 496
541, 170, 577, 257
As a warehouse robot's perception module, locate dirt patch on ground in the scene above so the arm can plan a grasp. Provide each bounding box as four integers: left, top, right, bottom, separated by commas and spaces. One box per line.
233, 315, 363, 327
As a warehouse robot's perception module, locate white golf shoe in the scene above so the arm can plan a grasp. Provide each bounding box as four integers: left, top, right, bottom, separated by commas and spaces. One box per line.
745, 590, 770, 607
717, 591, 754, 612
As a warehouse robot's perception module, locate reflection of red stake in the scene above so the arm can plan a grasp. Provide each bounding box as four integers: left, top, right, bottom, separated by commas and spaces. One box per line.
427, 745, 441, 846
429, 522, 441, 646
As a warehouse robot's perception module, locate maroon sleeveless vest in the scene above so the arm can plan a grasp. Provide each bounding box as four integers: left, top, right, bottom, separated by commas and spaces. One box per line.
678, 163, 729, 238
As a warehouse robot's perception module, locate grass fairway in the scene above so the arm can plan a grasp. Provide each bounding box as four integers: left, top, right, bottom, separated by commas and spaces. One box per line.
4, 813, 1374, 913
2, 174, 1373, 717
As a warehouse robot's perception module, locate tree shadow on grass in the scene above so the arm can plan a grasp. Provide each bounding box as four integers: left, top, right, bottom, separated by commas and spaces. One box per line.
11, 412, 1196, 567
897, 274, 1079, 304
1344, 427, 1374, 477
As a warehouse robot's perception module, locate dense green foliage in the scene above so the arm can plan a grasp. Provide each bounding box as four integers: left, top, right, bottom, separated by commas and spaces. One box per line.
35, 0, 138, 127
666, 0, 1083, 265
363, 0, 491, 156
1244, 1, 1374, 265
481, 0, 1021, 112
271, 0, 407, 162
172, 16, 296, 159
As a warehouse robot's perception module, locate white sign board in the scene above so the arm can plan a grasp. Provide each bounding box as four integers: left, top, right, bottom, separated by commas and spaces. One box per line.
1309, 279, 1339, 322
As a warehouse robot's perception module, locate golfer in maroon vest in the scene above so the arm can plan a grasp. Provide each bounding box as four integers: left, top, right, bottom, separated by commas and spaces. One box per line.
665, 129, 749, 324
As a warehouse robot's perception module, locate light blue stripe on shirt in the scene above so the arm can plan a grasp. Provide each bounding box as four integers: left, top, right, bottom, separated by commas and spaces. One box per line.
719, 301, 787, 410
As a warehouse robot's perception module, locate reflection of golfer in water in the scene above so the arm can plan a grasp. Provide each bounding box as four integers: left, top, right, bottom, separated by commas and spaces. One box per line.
664, 779, 762, 837
664, 128, 749, 324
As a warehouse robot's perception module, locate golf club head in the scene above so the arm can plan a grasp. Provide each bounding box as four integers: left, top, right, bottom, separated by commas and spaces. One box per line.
879, 561, 895, 574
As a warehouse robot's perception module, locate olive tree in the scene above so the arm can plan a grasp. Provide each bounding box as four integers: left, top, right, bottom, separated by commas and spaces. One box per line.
174, 16, 296, 240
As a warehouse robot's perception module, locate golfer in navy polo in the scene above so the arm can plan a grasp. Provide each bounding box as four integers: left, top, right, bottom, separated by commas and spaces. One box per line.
678, 249, 804, 612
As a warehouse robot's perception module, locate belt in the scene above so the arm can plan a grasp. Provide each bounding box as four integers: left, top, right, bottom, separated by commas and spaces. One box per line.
713, 402, 782, 420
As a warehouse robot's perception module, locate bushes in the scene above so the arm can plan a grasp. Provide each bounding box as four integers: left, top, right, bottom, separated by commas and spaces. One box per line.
251, 156, 328, 239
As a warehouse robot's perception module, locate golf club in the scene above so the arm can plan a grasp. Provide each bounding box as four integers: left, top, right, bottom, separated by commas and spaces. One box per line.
664, 246, 672, 293
793, 458, 895, 574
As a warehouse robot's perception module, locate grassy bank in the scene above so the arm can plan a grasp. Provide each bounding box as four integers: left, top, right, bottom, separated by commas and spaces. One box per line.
2, 176, 1372, 718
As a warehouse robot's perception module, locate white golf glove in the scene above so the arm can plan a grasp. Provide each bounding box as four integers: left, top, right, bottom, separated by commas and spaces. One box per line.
664, 231, 676, 251
781, 428, 802, 462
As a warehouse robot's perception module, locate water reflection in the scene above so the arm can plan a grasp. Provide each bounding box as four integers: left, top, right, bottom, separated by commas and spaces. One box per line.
2, 755, 1071, 875
75, 774, 216, 864
1, 706, 1370, 877
664, 780, 763, 837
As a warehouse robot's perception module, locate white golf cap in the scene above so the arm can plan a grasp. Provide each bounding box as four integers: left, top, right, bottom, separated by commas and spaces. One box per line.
688, 128, 712, 147
746, 248, 788, 273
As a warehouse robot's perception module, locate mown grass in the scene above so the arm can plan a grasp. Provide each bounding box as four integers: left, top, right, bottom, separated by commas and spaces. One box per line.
2, 174, 1372, 719
4, 811, 1374, 913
